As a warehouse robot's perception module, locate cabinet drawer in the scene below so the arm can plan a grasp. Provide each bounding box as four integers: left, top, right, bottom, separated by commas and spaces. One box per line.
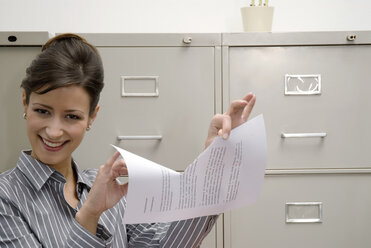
225, 173, 371, 248
228, 45, 371, 169
75, 46, 215, 171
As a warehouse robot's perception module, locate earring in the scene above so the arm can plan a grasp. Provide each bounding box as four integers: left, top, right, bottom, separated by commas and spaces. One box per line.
86, 125, 91, 131
23, 113, 27, 120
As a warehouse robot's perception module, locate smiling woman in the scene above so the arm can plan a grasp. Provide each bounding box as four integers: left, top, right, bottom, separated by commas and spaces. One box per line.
0, 33, 256, 247
23, 85, 94, 176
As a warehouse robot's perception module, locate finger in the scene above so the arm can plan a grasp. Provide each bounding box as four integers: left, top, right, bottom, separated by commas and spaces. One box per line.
226, 99, 248, 116
113, 167, 128, 178
242, 92, 254, 102
100, 152, 120, 173
210, 114, 224, 132
106, 152, 120, 167
241, 94, 256, 122
205, 114, 225, 149
217, 128, 223, 136
119, 167, 128, 176
221, 114, 231, 139
215, 115, 231, 139
112, 159, 128, 177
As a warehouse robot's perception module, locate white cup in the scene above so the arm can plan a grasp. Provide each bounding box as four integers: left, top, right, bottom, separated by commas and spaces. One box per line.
241, 6, 274, 32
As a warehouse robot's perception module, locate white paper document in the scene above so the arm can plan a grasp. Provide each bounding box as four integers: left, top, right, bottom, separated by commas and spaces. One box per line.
114, 114, 267, 224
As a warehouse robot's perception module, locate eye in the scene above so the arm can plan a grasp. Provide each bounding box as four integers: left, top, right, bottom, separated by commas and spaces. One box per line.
34, 108, 50, 115
66, 114, 81, 120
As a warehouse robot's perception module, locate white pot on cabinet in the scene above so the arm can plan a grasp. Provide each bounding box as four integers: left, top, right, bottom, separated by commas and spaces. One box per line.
241, 6, 274, 32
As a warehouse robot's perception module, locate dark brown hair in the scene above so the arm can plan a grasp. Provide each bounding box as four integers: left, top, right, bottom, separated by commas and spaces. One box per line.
21, 33, 104, 116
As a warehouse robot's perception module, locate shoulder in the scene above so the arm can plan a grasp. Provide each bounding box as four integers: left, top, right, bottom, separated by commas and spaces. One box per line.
0, 167, 22, 201
0, 165, 34, 201
0, 168, 17, 190
0, 168, 32, 227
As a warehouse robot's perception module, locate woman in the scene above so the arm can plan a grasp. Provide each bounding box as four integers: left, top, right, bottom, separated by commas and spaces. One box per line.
0, 33, 256, 247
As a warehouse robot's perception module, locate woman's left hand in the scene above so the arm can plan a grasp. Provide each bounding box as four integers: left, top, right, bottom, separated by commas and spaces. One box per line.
204, 93, 256, 149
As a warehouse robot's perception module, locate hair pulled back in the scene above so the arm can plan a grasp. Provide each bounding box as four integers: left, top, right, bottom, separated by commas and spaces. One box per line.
21, 33, 104, 116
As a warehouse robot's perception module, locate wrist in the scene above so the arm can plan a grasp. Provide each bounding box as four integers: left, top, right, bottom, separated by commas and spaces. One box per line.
76, 205, 102, 235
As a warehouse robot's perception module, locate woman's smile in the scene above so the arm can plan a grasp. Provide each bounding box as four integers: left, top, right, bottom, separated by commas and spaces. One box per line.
39, 135, 69, 151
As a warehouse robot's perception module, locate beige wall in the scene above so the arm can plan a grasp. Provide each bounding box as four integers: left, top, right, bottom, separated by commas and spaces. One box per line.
0, 0, 370, 33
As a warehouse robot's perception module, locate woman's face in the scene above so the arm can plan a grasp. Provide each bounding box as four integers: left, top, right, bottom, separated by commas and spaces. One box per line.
23, 85, 98, 168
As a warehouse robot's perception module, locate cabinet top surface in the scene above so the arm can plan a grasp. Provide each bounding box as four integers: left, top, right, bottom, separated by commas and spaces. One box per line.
222, 31, 371, 46
61, 33, 222, 47
2, 31, 371, 47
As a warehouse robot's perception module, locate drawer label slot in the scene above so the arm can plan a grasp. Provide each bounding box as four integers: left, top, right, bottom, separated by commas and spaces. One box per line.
286, 202, 323, 223
285, 74, 321, 95
121, 76, 159, 97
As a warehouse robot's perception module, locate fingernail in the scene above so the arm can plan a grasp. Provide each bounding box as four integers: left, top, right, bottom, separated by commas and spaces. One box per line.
223, 133, 229, 139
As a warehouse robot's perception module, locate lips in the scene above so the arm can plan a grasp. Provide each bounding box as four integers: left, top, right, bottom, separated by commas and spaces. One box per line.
39, 136, 68, 152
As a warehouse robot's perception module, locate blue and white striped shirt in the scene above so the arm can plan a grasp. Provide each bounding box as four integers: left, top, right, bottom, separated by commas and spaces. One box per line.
0, 151, 217, 247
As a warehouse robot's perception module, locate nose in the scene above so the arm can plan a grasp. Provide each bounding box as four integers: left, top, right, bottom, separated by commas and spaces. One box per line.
45, 118, 64, 139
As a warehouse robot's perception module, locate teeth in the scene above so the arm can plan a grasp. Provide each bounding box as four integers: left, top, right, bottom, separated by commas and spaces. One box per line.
42, 138, 63, 148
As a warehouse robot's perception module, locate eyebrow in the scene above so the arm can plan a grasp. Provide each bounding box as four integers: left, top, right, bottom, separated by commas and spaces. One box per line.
32, 103, 52, 110
32, 103, 86, 114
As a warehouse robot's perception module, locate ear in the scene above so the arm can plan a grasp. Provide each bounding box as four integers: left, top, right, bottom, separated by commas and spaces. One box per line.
89, 104, 100, 126
22, 91, 28, 113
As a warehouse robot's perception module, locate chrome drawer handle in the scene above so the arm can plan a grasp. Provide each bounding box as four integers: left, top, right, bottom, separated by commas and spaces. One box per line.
281, 132, 327, 138
117, 135, 163, 141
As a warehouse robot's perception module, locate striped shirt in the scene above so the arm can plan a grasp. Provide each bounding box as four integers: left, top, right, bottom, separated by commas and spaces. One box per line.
0, 151, 217, 247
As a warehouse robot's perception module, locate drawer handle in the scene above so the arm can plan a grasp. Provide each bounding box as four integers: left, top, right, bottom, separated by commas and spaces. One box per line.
281, 132, 327, 138
117, 135, 163, 141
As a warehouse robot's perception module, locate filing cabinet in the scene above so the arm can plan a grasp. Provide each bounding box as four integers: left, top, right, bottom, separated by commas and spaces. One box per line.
73, 33, 221, 173
0, 32, 50, 172
222, 31, 371, 248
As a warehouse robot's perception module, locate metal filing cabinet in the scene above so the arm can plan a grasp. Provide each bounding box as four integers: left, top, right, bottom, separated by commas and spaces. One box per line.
0, 32, 50, 172
70, 33, 224, 248
73, 33, 222, 172
222, 31, 371, 248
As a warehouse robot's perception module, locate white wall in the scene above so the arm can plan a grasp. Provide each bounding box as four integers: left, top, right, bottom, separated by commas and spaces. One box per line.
0, 0, 370, 33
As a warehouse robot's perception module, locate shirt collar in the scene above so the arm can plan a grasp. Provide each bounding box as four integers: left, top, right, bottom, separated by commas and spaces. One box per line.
17, 151, 57, 191
74, 161, 93, 189
16, 151, 92, 191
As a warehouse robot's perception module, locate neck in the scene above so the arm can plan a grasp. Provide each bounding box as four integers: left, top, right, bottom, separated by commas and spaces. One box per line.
30, 151, 75, 182
54, 161, 75, 182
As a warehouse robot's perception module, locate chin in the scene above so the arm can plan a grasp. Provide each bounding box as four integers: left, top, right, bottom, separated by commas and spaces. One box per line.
32, 144, 71, 166
37, 153, 68, 166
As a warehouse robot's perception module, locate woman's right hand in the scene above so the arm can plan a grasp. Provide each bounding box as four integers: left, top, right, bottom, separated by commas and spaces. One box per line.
76, 152, 128, 234
204, 93, 256, 149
